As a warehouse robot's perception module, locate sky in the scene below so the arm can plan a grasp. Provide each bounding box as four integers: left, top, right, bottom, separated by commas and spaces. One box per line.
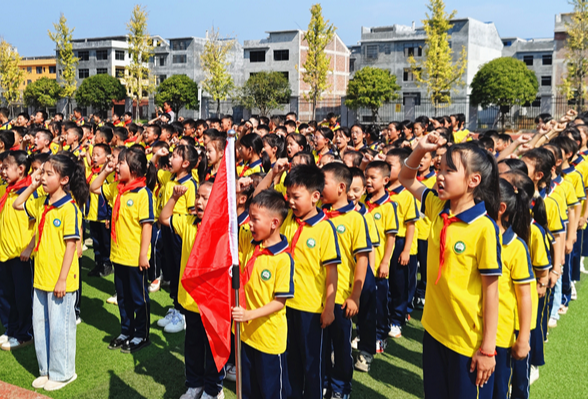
1, 0, 572, 57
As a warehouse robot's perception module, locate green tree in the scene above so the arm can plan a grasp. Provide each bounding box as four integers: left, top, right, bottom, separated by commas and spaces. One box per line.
559, 0, 588, 111
48, 13, 78, 116
75, 74, 126, 116
470, 57, 538, 131
300, 4, 335, 120
237, 72, 292, 117
345, 66, 400, 122
122, 4, 156, 118
0, 39, 25, 116
154, 74, 199, 116
409, 0, 467, 112
23, 77, 63, 112
201, 27, 235, 117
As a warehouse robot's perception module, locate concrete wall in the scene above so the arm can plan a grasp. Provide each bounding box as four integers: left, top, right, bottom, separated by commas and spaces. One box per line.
501, 37, 555, 96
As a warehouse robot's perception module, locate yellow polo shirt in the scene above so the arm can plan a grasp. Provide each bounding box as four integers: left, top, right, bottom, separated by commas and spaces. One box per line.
170, 214, 201, 314
239, 232, 294, 354
280, 208, 341, 313
365, 193, 399, 275
416, 171, 437, 241
529, 222, 551, 271
0, 187, 36, 261
24, 193, 81, 292
388, 185, 420, 255
85, 168, 115, 222
421, 188, 502, 357
158, 170, 198, 215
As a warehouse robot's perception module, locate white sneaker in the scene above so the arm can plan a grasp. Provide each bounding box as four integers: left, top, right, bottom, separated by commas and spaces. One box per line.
149, 278, 161, 293
225, 364, 236, 382
43, 373, 77, 391
571, 282, 578, 301
32, 376, 49, 389
1, 337, 33, 351
0, 334, 8, 345
530, 365, 539, 385
180, 387, 204, 399
581, 260, 588, 274
82, 244, 88, 251
351, 336, 360, 350
157, 308, 176, 327
76, 317, 82, 325
201, 390, 224, 399
388, 325, 402, 338
106, 294, 118, 305
164, 312, 185, 333
548, 317, 558, 328
84, 238, 93, 246
558, 305, 568, 315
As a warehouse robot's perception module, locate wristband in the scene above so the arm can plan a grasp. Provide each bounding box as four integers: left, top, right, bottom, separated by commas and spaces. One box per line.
479, 347, 497, 357
551, 270, 561, 277
403, 159, 420, 171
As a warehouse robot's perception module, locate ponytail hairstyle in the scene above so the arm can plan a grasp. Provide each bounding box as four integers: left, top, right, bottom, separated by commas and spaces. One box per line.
366, 125, 381, 144
48, 153, 90, 207
550, 135, 579, 163
262, 133, 286, 160
286, 133, 308, 155
118, 147, 157, 191
194, 146, 208, 183
499, 178, 531, 245
445, 142, 500, 221
6, 150, 33, 177
522, 148, 555, 191
173, 144, 199, 171
240, 133, 270, 171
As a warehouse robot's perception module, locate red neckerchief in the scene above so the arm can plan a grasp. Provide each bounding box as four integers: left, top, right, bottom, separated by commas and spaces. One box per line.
289, 218, 308, 254
111, 178, 147, 244
86, 166, 102, 184
436, 212, 461, 284
34, 199, 75, 252
239, 245, 274, 309
0, 176, 32, 214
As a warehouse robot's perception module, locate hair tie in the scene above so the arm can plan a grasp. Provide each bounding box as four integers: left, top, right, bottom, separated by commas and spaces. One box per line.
513, 186, 519, 194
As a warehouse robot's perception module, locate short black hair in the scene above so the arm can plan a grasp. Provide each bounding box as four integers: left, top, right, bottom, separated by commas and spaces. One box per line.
349, 167, 366, 186
343, 150, 363, 168
365, 160, 390, 177
386, 147, 411, 163
250, 189, 289, 223
322, 162, 352, 192
285, 164, 325, 193
98, 126, 114, 143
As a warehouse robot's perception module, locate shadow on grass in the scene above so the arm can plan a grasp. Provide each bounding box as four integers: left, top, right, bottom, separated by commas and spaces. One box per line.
130, 344, 187, 398
9, 341, 40, 378
369, 356, 424, 398
107, 369, 145, 399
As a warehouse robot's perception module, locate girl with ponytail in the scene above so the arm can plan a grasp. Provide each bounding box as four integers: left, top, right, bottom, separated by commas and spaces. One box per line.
12, 153, 88, 390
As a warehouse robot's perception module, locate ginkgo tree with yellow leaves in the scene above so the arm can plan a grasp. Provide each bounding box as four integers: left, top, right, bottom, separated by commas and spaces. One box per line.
409, 0, 467, 114
0, 39, 25, 117
200, 27, 235, 117
48, 13, 78, 116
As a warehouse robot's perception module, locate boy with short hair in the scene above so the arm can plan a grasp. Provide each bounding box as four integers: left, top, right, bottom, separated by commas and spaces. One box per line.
320, 163, 371, 398
64, 126, 83, 156
364, 161, 399, 352
233, 189, 294, 399
280, 164, 341, 398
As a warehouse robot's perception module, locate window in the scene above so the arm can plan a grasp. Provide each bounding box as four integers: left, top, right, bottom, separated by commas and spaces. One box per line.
173, 54, 187, 64
27, 67, 32, 73
36, 67, 43, 74
115, 50, 125, 61
350, 59, 355, 72
96, 50, 108, 60
404, 45, 423, 58
115, 67, 125, 78
503, 40, 512, 47
158, 75, 167, 84
27, 80, 32, 85
79, 69, 89, 79
403, 92, 421, 106
542, 76, 552, 86
78, 51, 89, 61
543, 54, 553, 66
157, 55, 166, 66
523, 55, 533, 66
250, 50, 266, 62
97, 68, 108, 75
49, 66, 56, 74
274, 50, 289, 61
403, 68, 414, 82
366, 45, 378, 59
171, 40, 190, 51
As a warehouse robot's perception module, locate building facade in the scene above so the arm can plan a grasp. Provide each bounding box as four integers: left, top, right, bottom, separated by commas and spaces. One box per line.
19, 56, 57, 90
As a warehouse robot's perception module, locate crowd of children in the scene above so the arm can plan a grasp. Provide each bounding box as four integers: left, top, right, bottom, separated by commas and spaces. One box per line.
0, 105, 585, 399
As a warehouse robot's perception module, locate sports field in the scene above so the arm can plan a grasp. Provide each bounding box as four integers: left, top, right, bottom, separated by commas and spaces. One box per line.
0, 251, 586, 398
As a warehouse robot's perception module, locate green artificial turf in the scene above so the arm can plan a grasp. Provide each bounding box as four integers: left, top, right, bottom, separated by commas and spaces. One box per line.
0, 250, 586, 398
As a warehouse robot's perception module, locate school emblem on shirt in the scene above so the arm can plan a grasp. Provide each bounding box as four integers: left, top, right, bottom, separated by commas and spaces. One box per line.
337, 225, 346, 234
261, 269, 272, 281
454, 241, 466, 254
374, 213, 382, 220
306, 238, 317, 248
127, 199, 134, 207
53, 219, 61, 227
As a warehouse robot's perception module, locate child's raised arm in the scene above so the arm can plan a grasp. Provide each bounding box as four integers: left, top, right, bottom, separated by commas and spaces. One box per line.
13, 166, 43, 211
252, 158, 288, 197
89, 156, 115, 194
399, 133, 446, 202
159, 185, 188, 226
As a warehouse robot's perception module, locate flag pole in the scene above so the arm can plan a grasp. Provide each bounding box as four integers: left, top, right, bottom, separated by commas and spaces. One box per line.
227, 129, 242, 399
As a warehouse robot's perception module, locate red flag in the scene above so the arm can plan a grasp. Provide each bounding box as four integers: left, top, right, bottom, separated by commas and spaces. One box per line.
181, 137, 238, 372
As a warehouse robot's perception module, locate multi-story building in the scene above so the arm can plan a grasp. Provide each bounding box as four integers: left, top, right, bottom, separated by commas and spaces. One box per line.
19, 56, 57, 90
243, 30, 350, 121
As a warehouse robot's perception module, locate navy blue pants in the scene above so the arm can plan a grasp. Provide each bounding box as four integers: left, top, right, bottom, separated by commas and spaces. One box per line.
356, 266, 376, 355
493, 347, 512, 399
510, 344, 531, 399
286, 307, 324, 399
562, 253, 572, 306
530, 291, 548, 367
161, 225, 182, 307
324, 304, 353, 396
544, 288, 553, 342
582, 226, 588, 257
406, 253, 419, 315
571, 228, 582, 282
423, 330, 494, 399
148, 223, 163, 282
415, 239, 428, 300
389, 237, 418, 326
184, 310, 225, 396
242, 342, 288, 399
0, 258, 33, 341
89, 220, 111, 270
375, 278, 389, 342
113, 263, 150, 339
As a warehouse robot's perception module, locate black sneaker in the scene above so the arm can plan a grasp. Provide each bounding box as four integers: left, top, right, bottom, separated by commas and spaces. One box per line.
88, 267, 102, 277
121, 338, 151, 354
108, 336, 128, 350
100, 264, 113, 277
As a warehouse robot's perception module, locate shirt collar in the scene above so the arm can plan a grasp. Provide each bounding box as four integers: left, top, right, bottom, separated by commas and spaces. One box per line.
301, 208, 328, 226
192, 216, 201, 226
44, 193, 73, 208
251, 234, 289, 255
175, 174, 192, 184
389, 184, 405, 195
356, 202, 367, 216
422, 170, 436, 180
502, 226, 516, 245
440, 200, 487, 224
562, 166, 575, 175
323, 201, 355, 214
572, 156, 584, 166
553, 175, 563, 185
238, 210, 249, 226
247, 159, 262, 169
366, 192, 390, 206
